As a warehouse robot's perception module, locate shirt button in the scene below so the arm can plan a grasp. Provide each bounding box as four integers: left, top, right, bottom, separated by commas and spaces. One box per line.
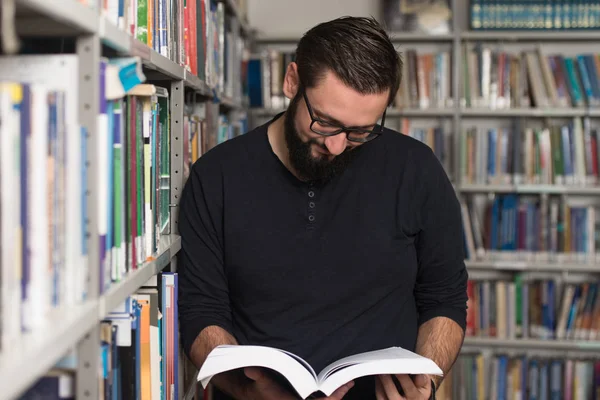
309, 201, 315, 208
308, 215, 315, 222
308, 191, 315, 198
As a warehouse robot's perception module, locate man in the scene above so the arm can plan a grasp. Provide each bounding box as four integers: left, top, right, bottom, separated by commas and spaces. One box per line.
178, 16, 468, 400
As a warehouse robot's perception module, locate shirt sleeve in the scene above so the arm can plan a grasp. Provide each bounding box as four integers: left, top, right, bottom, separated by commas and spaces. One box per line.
177, 158, 233, 358
413, 148, 469, 331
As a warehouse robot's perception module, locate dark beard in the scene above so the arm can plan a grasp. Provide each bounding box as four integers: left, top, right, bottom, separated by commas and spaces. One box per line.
283, 94, 361, 184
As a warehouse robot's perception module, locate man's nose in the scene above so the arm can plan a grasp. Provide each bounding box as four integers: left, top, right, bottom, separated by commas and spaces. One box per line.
323, 133, 347, 156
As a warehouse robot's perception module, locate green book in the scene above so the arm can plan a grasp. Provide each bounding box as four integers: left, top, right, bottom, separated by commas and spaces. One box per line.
137, 0, 148, 45
515, 273, 523, 338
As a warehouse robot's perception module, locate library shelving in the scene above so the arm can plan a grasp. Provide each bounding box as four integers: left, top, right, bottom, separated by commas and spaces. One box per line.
463, 337, 600, 354
0, 0, 251, 399
246, 0, 600, 395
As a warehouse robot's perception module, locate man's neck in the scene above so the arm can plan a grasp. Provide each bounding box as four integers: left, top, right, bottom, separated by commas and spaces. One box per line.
267, 113, 304, 181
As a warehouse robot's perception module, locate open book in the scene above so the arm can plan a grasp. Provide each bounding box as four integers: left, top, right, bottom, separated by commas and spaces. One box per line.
197, 345, 443, 399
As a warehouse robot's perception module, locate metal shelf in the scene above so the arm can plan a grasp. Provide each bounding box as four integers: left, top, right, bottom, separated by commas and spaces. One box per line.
463, 337, 600, 354
459, 183, 600, 195
388, 108, 455, 117
99, 235, 181, 317
16, 0, 99, 35
219, 94, 244, 110
461, 108, 590, 117
462, 30, 600, 41
249, 107, 286, 116
147, 47, 186, 80
185, 70, 213, 96
388, 32, 455, 42
466, 259, 600, 273
0, 301, 99, 400
99, 17, 131, 54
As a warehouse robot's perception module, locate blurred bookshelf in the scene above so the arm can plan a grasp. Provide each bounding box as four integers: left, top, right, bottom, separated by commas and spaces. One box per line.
246, 0, 600, 397
0, 0, 251, 399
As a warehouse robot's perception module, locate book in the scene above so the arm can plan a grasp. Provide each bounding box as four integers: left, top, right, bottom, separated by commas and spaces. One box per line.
197, 345, 443, 399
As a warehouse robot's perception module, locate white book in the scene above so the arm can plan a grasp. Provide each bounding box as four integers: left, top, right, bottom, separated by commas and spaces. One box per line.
27, 84, 50, 330
0, 83, 22, 349
198, 345, 442, 399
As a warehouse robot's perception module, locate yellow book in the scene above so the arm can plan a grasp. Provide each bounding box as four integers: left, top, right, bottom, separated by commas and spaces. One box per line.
477, 355, 485, 400
139, 299, 151, 399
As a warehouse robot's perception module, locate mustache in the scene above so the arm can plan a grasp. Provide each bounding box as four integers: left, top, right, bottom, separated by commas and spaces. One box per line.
308, 137, 352, 154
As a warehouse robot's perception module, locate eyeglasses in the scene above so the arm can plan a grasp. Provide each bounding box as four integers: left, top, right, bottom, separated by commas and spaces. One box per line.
302, 90, 386, 143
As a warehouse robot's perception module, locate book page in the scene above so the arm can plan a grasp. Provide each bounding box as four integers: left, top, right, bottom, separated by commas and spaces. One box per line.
197, 345, 318, 399
317, 347, 443, 397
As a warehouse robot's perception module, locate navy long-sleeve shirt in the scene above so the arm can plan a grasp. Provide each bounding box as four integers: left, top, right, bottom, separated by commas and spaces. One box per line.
177, 114, 468, 399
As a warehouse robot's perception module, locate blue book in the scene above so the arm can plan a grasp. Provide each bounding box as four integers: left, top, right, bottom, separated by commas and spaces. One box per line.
488, 128, 497, 182
584, 55, 600, 103
539, 361, 548, 400
550, 360, 562, 400
247, 58, 263, 107
576, 55, 595, 106
498, 356, 507, 400
491, 197, 501, 251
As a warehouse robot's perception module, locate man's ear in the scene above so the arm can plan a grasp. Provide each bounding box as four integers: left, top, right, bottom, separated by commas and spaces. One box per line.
282, 62, 300, 100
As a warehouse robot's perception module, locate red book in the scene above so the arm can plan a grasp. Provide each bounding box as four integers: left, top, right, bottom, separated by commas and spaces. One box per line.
190, 0, 198, 75
184, 0, 190, 70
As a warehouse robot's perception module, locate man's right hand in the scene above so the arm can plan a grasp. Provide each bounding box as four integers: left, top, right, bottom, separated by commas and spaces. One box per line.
242, 367, 355, 400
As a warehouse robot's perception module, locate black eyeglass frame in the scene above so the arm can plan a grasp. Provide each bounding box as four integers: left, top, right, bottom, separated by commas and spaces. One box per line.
302, 90, 387, 143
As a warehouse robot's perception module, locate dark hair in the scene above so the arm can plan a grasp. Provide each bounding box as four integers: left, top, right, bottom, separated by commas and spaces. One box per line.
295, 16, 402, 105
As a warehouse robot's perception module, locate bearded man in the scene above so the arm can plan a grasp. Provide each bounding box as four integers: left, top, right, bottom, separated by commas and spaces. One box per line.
178, 16, 468, 400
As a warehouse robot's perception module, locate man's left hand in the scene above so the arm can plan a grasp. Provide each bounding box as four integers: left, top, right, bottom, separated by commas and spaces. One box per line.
375, 374, 431, 400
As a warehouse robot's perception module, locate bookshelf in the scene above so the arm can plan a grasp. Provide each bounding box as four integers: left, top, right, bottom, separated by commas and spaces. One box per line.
246, 0, 600, 395
0, 0, 251, 399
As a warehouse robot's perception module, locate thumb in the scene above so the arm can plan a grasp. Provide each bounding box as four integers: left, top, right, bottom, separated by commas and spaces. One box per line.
412, 374, 430, 388
244, 367, 266, 381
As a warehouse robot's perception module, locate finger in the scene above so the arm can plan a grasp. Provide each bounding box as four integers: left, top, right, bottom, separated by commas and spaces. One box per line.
243, 367, 265, 381
375, 376, 387, 400
411, 374, 429, 389
380, 374, 404, 400
396, 374, 421, 399
244, 368, 298, 400
324, 381, 355, 399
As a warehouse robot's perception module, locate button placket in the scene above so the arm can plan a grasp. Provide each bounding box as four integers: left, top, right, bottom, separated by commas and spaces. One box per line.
307, 184, 316, 225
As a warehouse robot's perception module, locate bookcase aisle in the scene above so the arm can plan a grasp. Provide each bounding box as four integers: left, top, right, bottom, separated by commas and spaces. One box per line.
0, 0, 250, 399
